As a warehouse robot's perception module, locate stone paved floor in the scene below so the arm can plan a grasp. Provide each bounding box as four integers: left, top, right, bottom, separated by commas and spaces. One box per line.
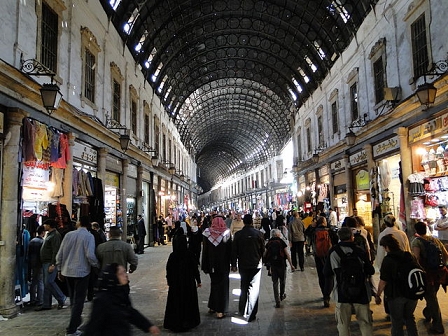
1, 244, 447, 335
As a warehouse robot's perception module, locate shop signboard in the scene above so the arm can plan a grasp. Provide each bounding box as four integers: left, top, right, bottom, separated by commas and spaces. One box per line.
330, 158, 345, 172
73, 141, 97, 165
349, 150, 367, 166
355, 169, 370, 190
408, 111, 448, 144
318, 165, 329, 177
22, 164, 50, 189
373, 136, 399, 158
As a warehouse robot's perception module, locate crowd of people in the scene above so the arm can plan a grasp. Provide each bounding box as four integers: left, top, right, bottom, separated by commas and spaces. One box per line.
21, 203, 448, 335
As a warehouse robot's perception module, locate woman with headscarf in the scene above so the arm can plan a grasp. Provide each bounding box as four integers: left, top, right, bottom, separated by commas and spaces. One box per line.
83, 263, 160, 335
201, 216, 232, 319
188, 219, 203, 264
163, 233, 201, 332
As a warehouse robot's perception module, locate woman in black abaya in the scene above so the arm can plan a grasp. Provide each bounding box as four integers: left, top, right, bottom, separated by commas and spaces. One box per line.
163, 233, 202, 332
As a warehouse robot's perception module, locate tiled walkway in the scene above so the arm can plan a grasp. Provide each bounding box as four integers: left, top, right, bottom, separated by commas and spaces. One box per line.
1, 244, 447, 335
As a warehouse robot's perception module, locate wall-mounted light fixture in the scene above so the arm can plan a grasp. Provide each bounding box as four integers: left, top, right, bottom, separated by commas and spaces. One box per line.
345, 113, 369, 146
105, 113, 131, 152
20, 57, 63, 115
140, 143, 159, 166
159, 160, 176, 175
414, 57, 448, 108
312, 143, 327, 163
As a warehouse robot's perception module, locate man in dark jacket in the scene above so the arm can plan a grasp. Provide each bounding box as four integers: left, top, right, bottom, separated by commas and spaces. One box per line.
231, 214, 265, 322
137, 215, 146, 254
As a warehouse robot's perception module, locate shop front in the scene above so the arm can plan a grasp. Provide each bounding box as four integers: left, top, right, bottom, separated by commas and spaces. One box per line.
126, 163, 138, 237
317, 165, 330, 213
21, 118, 74, 231
372, 135, 402, 225
104, 171, 120, 231
349, 149, 372, 232
407, 111, 448, 233
331, 158, 347, 226
72, 141, 102, 225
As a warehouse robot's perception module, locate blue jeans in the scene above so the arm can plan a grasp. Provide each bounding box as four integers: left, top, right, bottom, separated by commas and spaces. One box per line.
30, 267, 43, 305
66, 275, 90, 334
42, 262, 66, 308
239, 268, 262, 321
387, 296, 418, 336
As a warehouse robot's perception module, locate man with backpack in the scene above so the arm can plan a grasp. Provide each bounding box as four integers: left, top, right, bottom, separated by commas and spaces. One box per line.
312, 216, 334, 307
411, 221, 448, 334
375, 234, 423, 336
324, 227, 375, 336
264, 229, 295, 308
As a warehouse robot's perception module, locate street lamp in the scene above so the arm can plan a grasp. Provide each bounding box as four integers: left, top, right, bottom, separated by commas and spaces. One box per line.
105, 113, 131, 152
20, 58, 63, 115
414, 58, 448, 108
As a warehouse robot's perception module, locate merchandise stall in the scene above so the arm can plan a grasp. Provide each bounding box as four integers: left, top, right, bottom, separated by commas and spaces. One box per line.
372, 136, 402, 220
408, 111, 448, 232
21, 118, 71, 231
350, 149, 372, 231
331, 158, 348, 225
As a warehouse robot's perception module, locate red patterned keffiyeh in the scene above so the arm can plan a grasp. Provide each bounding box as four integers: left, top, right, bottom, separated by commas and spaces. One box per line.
203, 216, 229, 246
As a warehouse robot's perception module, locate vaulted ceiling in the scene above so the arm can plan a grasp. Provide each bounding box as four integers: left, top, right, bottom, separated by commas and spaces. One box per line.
100, 0, 378, 192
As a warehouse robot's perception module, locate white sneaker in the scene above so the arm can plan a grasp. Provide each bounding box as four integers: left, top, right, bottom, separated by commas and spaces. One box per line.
65, 331, 82, 336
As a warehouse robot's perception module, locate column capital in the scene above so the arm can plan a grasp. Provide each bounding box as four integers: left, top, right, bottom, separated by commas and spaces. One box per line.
6, 108, 29, 127
395, 126, 408, 138
68, 132, 77, 146
122, 158, 129, 168
98, 147, 108, 157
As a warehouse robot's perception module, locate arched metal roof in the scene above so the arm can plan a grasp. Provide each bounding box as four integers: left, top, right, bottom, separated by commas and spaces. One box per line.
100, 0, 378, 192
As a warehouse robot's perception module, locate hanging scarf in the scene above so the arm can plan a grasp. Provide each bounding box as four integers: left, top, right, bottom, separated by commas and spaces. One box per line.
203, 216, 229, 246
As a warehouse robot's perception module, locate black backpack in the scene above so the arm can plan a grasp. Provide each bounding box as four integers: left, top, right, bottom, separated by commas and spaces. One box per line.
334, 245, 366, 302
264, 239, 286, 266
390, 252, 426, 300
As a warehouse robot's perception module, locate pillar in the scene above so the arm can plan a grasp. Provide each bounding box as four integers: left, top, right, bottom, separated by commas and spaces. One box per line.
0, 108, 28, 318
121, 158, 128, 239
149, 171, 155, 247
60, 132, 76, 214
344, 153, 353, 213
97, 147, 108, 183
364, 143, 378, 241
396, 127, 413, 236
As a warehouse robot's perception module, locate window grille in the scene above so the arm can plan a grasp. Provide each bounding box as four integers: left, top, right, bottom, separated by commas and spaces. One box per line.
373, 57, 384, 104
84, 49, 96, 102
411, 14, 429, 79
350, 82, 359, 121
41, 2, 58, 72
112, 80, 121, 121
331, 101, 339, 134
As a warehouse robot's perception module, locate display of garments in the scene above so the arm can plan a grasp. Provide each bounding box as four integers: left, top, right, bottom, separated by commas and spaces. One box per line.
49, 128, 61, 163
22, 118, 37, 162
379, 160, 391, 190
410, 198, 425, 219
51, 133, 70, 169
317, 184, 328, 203
408, 173, 425, 195
33, 121, 49, 161
51, 168, 64, 198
